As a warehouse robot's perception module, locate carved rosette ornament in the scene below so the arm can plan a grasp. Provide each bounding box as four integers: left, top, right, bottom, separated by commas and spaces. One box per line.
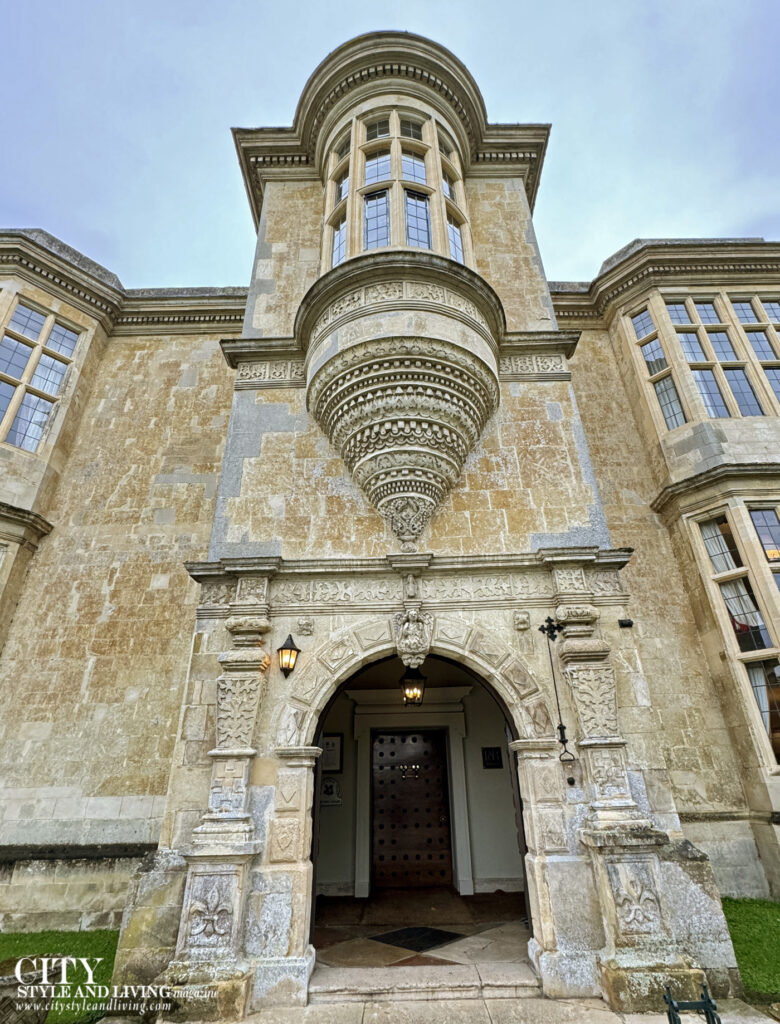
308, 336, 498, 543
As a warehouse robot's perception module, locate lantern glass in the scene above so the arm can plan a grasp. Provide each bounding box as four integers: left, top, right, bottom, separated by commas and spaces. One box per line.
277, 634, 301, 677
400, 666, 425, 705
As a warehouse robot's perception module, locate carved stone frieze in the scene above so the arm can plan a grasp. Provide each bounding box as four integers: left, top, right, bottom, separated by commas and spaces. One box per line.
307, 336, 499, 543
499, 353, 567, 379
419, 571, 552, 603
587, 569, 625, 596
308, 278, 491, 348
199, 579, 236, 608
271, 576, 402, 607
565, 664, 619, 738
392, 608, 433, 667
553, 567, 589, 594
235, 359, 305, 389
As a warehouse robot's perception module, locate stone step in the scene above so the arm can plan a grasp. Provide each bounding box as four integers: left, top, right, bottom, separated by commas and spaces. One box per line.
308, 962, 541, 1002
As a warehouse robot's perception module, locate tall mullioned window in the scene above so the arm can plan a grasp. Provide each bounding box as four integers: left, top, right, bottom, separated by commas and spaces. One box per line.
0, 300, 79, 452
697, 512, 780, 760
323, 108, 471, 269
658, 294, 780, 419
631, 307, 686, 429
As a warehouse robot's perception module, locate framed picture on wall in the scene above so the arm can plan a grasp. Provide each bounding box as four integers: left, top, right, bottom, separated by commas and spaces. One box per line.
321, 733, 343, 773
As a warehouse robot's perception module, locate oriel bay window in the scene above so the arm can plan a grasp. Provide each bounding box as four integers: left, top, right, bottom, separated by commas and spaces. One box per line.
631, 307, 687, 429
654, 293, 780, 419
698, 511, 780, 761
322, 108, 472, 269
0, 299, 79, 452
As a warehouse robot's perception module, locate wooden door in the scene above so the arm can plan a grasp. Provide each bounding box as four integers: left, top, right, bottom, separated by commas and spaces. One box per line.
371, 730, 453, 888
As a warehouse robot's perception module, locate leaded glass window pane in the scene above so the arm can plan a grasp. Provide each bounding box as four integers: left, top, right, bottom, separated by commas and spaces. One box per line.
666, 302, 691, 324
678, 332, 706, 361
47, 323, 78, 358
0, 335, 33, 379
30, 353, 67, 396
337, 134, 351, 159
746, 331, 776, 360
695, 301, 720, 324
653, 376, 686, 429
9, 303, 46, 340
750, 509, 780, 561
640, 338, 667, 376
447, 217, 464, 263
724, 368, 763, 415
401, 151, 426, 183
707, 331, 738, 361
405, 191, 431, 249
364, 191, 389, 249
701, 517, 742, 573
765, 368, 780, 403
6, 391, 53, 452
335, 172, 349, 203
760, 299, 780, 321
442, 172, 454, 200
719, 577, 772, 652
693, 369, 730, 417
365, 151, 391, 185
400, 119, 422, 140
365, 119, 390, 141
732, 300, 759, 323
746, 660, 780, 758
332, 217, 346, 267
631, 309, 654, 339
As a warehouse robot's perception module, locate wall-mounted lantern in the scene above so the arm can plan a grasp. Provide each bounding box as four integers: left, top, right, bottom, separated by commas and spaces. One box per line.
400, 666, 425, 705
277, 635, 301, 677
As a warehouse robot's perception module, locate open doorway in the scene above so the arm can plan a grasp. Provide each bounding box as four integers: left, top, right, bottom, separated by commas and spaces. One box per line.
310, 654, 532, 971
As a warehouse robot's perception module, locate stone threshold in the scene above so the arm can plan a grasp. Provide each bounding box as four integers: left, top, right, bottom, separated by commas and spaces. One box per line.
308, 961, 541, 1002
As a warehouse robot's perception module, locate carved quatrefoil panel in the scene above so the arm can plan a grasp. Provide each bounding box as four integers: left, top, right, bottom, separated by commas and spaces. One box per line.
307, 336, 499, 543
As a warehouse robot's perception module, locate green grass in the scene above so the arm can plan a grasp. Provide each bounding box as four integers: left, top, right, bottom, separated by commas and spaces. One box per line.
0, 929, 119, 1023
722, 896, 780, 1003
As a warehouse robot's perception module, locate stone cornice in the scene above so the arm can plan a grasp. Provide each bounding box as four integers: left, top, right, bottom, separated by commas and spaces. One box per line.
550, 238, 780, 329
186, 547, 633, 581
233, 32, 549, 227
651, 462, 780, 516
114, 288, 248, 336
0, 230, 249, 337
0, 500, 53, 547
0, 229, 124, 331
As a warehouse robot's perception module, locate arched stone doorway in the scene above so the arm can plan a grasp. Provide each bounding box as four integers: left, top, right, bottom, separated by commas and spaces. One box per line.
308, 654, 533, 979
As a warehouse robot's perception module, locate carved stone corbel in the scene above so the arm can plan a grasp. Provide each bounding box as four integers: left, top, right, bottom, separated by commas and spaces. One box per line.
391, 607, 434, 668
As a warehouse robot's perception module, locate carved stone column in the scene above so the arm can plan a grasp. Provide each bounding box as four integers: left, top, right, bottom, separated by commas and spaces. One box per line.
162, 614, 271, 1021
248, 746, 321, 1010
555, 601, 645, 828
510, 738, 603, 999
551, 595, 740, 1011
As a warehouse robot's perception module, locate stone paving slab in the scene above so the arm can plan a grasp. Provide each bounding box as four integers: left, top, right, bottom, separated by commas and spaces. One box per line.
243, 996, 773, 1024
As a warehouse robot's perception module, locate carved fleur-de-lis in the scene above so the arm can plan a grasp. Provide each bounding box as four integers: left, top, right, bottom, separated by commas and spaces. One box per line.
188, 883, 232, 940
616, 877, 660, 928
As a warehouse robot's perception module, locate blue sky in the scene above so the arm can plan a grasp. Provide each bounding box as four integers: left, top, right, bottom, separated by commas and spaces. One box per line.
2, 0, 778, 288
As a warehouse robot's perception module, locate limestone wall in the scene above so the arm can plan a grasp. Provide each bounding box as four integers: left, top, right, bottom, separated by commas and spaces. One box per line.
570, 325, 771, 896
0, 329, 235, 855
0, 857, 140, 933
208, 375, 607, 561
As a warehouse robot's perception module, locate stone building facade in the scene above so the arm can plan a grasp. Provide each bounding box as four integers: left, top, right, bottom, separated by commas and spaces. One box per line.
1, 30, 779, 1017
